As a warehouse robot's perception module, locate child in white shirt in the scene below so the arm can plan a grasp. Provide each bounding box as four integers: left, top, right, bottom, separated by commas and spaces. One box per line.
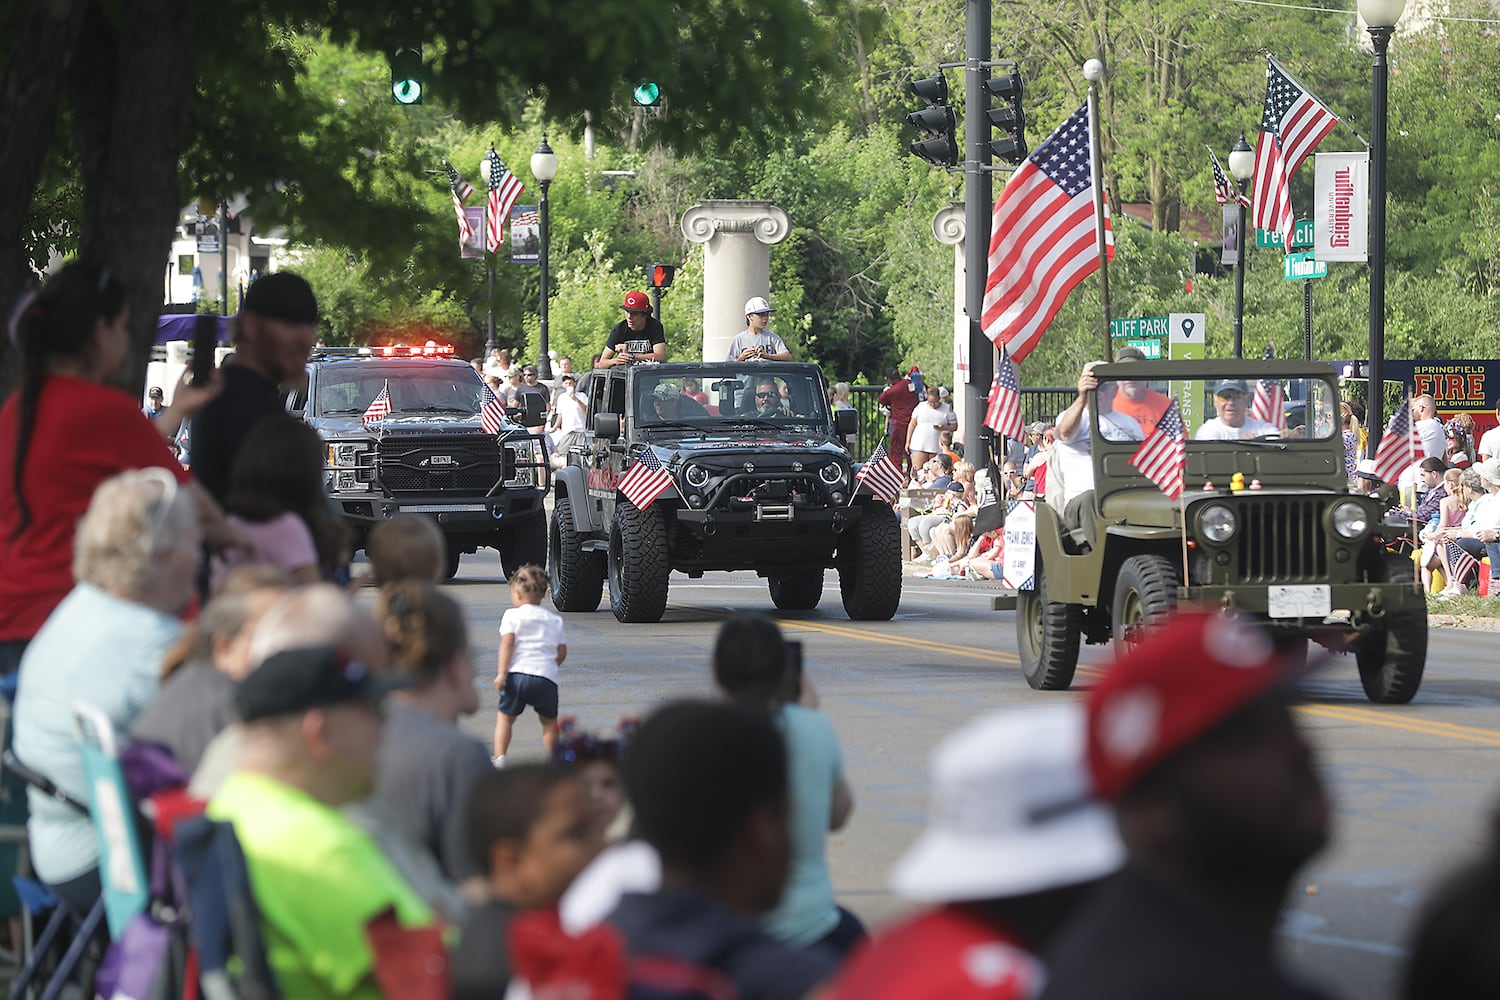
492, 564, 566, 766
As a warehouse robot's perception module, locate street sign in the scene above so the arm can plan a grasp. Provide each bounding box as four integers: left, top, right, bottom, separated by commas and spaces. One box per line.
196, 235, 219, 254
1284, 251, 1328, 281
1255, 220, 1314, 250
1109, 316, 1169, 339
1124, 338, 1161, 359
1168, 313, 1206, 427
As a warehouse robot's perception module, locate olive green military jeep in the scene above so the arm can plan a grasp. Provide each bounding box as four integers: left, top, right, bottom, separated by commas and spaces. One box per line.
1007, 358, 1427, 704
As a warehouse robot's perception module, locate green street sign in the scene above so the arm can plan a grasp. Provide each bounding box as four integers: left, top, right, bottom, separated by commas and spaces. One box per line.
1109, 316, 1170, 339
1257, 220, 1314, 249
1283, 251, 1328, 281
1124, 338, 1162, 359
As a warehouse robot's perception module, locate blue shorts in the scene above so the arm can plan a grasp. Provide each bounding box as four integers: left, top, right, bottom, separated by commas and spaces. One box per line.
498, 672, 558, 719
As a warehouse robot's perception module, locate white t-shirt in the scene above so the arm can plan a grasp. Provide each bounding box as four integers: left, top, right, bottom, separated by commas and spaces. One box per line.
1479, 426, 1500, 461
908, 402, 956, 453
1415, 417, 1445, 459
555, 390, 587, 434
1462, 490, 1500, 533
725, 329, 789, 362
1194, 416, 1280, 440
499, 603, 565, 683
1052, 407, 1144, 504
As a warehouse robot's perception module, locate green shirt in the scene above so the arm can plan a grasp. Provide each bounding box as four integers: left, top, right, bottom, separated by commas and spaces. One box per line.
207, 772, 436, 999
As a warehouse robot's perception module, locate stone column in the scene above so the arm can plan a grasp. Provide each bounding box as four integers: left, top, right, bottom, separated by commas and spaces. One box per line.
681, 201, 791, 363
932, 203, 977, 438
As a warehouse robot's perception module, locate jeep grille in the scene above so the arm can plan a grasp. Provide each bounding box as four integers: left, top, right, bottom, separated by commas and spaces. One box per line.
1232, 498, 1329, 583
377, 435, 502, 494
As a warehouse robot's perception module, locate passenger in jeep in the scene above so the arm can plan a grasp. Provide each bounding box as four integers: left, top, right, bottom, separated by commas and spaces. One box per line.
1194, 380, 1279, 440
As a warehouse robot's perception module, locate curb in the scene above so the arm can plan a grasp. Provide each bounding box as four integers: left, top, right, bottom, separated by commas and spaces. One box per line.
1429, 613, 1500, 631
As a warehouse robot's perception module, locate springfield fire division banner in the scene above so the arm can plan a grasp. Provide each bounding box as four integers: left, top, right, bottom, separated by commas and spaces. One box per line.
1314, 152, 1368, 262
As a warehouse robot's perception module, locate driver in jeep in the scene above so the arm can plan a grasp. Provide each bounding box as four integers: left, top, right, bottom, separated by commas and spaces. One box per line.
1195, 380, 1279, 440
751, 376, 791, 417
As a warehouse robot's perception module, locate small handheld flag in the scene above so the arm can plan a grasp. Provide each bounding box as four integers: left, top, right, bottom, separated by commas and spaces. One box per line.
362, 380, 393, 428
854, 439, 906, 503
1371, 401, 1420, 486
618, 448, 676, 510
1250, 345, 1286, 431
1129, 401, 1187, 502
984, 347, 1024, 441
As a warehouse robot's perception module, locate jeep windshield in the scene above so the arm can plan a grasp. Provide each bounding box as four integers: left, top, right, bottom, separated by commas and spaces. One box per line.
634, 368, 830, 430
314, 364, 488, 417
1093, 375, 1339, 443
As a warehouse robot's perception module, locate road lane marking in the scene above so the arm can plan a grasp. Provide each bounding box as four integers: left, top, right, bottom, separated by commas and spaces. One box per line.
1295, 704, 1500, 747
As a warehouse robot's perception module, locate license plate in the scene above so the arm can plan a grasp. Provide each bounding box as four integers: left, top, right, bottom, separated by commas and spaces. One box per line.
1267, 585, 1331, 619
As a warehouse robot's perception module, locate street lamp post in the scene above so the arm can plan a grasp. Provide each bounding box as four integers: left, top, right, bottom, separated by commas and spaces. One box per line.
531, 135, 559, 380
1358, 0, 1405, 456
478, 146, 499, 358
1227, 134, 1256, 360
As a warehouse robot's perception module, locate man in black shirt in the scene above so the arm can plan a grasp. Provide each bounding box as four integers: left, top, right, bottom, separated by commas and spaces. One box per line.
190, 272, 319, 501
1041, 612, 1335, 1000
601, 290, 666, 367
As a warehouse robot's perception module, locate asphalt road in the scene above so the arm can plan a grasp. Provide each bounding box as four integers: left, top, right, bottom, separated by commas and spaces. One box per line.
439, 554, 1500, 1000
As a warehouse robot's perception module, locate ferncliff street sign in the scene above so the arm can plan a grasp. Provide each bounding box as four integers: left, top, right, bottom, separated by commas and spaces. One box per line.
1257, 220, 1315, 250
1284, 251, 1328, 281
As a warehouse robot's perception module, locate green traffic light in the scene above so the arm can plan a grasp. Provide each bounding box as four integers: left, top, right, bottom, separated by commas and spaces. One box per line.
632, 82, 661, 107
392, 78, 423, 105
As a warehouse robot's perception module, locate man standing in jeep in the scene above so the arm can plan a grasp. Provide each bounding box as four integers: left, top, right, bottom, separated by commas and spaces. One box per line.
601, 291, 666, 367
1053, 363, 1142, 505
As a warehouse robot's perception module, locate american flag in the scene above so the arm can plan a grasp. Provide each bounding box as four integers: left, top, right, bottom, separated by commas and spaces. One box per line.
445, 161, 475, 249
1447, 542, 1480, 589
1129, 400, 1187, 502
513, 210, 540, 227
1250, 344, 1286, 430
1209, 146, 1251, 208
855, 439, 906, 503
1252, 56, 1340, 251
984, 346, 1024, 440
983, 103, 1114, 364
485, 148, 525, 254
1371, 400, 1421, 486
618, 448, 676, 510
362, 380, 393, 428
480, 383, 507, 436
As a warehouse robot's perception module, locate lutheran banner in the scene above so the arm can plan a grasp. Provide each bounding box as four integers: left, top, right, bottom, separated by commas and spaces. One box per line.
1313, 151, 1368, 262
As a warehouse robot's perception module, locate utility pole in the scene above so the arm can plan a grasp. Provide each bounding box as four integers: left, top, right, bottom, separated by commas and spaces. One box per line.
960, 0, 994, 457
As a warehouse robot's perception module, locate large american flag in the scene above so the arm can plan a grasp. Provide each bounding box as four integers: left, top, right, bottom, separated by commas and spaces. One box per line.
983, 103, 1114, 364
984, 346, 1024, 440
1252, 56, 1340, 250
1371, 400, 1421, 486
1209, 146, 1250, 208
485, 148, 525, 254
855, 439, 906, 503
1250, 344, 1286, 430
618, 448, 676, 510
1447, 541, 1480, 589
362, 380, 393, 428
445, 161, 475, 249
480, 383, 507, 436
1129, 400, 1187, 502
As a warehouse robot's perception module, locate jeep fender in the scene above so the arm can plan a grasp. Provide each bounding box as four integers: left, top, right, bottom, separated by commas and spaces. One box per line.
1034, 502, 1108, 606
553, 467, 601, 535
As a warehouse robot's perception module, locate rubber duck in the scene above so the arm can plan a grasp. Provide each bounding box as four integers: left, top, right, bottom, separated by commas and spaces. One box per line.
1230, 472, 1246, 493
1250, 479, 1263, 491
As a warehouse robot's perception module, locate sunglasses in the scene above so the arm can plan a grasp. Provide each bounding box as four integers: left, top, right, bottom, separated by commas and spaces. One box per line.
755, 391, 778, 399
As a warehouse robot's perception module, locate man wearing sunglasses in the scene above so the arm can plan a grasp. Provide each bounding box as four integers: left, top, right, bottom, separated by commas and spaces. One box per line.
751, 376, 791, 417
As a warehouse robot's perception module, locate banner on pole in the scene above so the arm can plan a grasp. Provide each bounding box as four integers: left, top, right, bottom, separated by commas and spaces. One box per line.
1221, 204, 1241, 267
460, 207, 486, 260
1313, 151, 1369, 262
510, 205, 540, 265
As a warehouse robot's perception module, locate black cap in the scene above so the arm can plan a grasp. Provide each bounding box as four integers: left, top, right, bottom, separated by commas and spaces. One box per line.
241, 272, 318, 325
147, 386, 164, 399
236, 646, 405, 723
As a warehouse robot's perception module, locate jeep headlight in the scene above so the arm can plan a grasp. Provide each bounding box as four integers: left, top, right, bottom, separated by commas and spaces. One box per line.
818, 462, 846, 486
1198, 503, 1238, 544
684, 464, 710, 489
1331, 499, 1370, 540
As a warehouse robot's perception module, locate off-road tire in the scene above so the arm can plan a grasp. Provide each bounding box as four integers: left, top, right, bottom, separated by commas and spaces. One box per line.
769, 571, 824, 611
1016, 558, 1082, 690
1355, 555, 1427, 704
498, 513, 547, 580
607, 501, 670, 623
838, 504, 902, 621
1110, 554, 1180, 653
549, 494, 605, 612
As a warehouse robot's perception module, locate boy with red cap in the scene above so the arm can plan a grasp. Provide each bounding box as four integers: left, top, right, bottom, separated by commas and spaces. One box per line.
1039, 611, 1335, 1000
601, 291, 666, 367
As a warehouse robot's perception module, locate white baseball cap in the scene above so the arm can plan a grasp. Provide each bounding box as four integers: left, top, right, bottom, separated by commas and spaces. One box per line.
744, 296, 774, 315
889, 703, 1123, 903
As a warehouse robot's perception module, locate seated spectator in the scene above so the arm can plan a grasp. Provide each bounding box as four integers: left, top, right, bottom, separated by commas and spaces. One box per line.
954, 528, 1005, 581
608, 701, 837, 998
451, 765, 602, 1000
1436, 466, 1498, 595
13, 468, 201, 913
206, 645, 434, 999
553, 718, 632, 842
366, 513, 446, 587
130, 565, 295, 773
1419, 468, 1467, 594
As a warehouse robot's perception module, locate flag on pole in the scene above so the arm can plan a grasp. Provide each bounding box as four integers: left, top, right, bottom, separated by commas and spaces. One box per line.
984, 346, 1024, 440
1447, 541, 1480, 589
854, 439, 906, 503
362, 380, 393, 428
1209, 146, 1251, 207
484, 148, 525, 254
480, 383, 507, 436
983, 103, 1114, 364
1252, 56, 1341, 250
445, 161, 476, 249
1129, 400, 1187, 502
1371, 401, 1421, 486
1250, 345, 1286, 430
618, 448, 676, 510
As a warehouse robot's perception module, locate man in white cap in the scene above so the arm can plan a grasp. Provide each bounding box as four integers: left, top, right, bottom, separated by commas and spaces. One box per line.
827, 703, 1122, 999
727, 296, 791, 363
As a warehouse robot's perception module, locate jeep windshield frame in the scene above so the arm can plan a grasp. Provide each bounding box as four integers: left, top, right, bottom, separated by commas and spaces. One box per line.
626, 362, 833, 436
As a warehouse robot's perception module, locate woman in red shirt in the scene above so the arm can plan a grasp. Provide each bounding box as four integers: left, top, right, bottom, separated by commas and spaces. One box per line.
1, 264, 230, 672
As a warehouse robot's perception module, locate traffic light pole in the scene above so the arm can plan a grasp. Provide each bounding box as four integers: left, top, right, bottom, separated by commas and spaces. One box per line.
961, 0, 993, 460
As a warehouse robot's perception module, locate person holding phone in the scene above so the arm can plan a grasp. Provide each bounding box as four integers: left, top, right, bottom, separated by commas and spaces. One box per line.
601, 291, 666, 368
726, 297, 791, 363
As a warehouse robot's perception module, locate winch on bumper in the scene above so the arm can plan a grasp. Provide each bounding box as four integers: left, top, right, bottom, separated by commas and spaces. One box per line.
673, 469, 865, 534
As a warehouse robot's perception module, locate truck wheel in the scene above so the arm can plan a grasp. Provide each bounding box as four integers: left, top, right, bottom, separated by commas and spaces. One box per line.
607, 501, 670, 623
1355, 556, 1427, 704
769, 571, 824, 611
1110, 555, 1180, 653
498, 513, 548, 580
549, 494, 604, 612
838, 504, 902, 621
1016, 558, 1082, 690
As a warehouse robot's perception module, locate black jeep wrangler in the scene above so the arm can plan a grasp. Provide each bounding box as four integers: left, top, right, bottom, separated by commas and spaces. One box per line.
549, 362, 902, 623
288, 348, 549, 579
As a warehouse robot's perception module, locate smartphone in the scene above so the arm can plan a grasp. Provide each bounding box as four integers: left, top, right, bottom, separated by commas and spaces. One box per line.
190, 314, 217, 387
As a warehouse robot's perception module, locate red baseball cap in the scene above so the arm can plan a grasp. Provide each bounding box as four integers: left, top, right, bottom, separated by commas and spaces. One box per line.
622, 291, 651, 312
1086, 611, 1297, 800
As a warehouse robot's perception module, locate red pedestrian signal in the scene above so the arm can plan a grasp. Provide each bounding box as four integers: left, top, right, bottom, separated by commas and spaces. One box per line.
649, 263, 676, 289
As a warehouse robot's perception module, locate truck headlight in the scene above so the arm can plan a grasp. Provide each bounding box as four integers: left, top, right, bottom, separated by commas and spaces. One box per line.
327, 443, 371, 491
1331, 499, 1370, 540
818, 463, 846, 486
1198, 503, 1238, 544
685, 464, 710, 489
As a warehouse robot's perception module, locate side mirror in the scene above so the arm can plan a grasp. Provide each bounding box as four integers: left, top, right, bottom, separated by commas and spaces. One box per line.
594, 413, 621, 441
519, 394, 546, 427
834, 408, 859, 436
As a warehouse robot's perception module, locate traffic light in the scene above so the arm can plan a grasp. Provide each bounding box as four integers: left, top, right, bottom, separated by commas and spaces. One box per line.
648, 263, 676, 289
906, 74, 957, 168
985, 70, 1026, 165
632, 82, 662, 108
391, 47, 425, 105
